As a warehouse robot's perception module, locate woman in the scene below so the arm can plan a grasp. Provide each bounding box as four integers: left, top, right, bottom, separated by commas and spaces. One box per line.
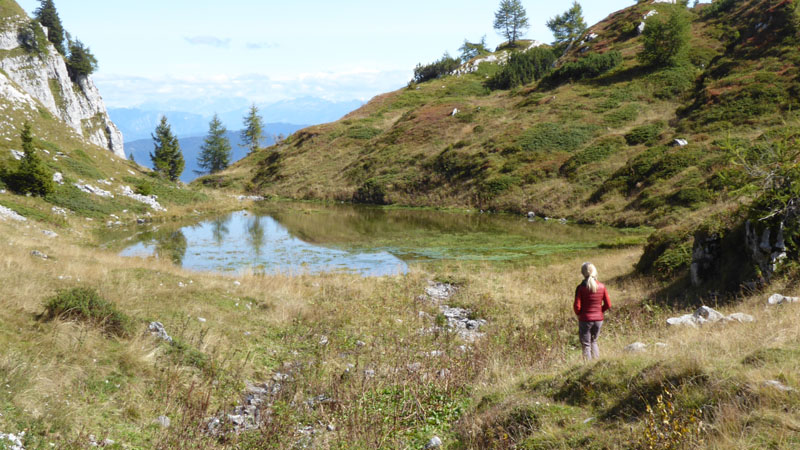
573, 262, 611, 361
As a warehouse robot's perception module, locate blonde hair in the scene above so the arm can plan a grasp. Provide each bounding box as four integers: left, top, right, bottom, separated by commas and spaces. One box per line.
581, 262, 598, 293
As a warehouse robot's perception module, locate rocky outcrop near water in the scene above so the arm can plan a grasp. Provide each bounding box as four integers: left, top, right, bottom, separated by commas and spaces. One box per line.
0, 14, 124, 157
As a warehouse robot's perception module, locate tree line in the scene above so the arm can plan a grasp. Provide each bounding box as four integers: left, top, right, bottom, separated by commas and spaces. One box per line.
148, 104, 271, 182
32, 0, 98, 80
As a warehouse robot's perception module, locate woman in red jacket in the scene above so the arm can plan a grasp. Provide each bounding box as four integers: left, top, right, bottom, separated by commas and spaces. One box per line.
573, 262, 611, 361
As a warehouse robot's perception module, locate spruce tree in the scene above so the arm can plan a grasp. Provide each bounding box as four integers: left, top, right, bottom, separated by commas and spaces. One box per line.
150, 116, 184, 182
198, 114, 232, 174
241, 103, 265, 154
66, 38, 98, 79
493, 0, 529, 47
8, 122, 54, 196
546, 1, 588, 53
34, 0, 65, 55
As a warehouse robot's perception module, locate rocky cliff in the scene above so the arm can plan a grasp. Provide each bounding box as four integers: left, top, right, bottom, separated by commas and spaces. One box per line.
0, 13, 124, 158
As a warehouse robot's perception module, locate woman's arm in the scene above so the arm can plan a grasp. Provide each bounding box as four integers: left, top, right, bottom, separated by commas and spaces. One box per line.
602, 287, 611, 312
573, 285, 582, 316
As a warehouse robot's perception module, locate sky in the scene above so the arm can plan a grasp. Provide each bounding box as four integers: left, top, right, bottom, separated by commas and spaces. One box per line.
17, 0, 634, 113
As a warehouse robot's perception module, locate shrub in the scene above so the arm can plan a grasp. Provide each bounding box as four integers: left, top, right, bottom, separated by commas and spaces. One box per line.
354, 178, 388, 204
346, 125, 382, 140
488, 46, 556, 90
668, 187, 711, 207
541, 51, 622, 88
625, 122, 664, 145
559, 137, 623, 177
517, 122, 598, 153
479, 174, 521, 198
43, 287, 132, 337
603, 104, 639, 127
648, 65, 697, 99
66, 38, 98, 79
412, 53, 461, 84
135, 181, 153, 196
431, 146, 484, 180
636, 230, 692, 279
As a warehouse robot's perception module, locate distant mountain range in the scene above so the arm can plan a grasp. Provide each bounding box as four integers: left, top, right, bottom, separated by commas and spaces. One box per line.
125, 124, 305, 183
109, 96, 364, 141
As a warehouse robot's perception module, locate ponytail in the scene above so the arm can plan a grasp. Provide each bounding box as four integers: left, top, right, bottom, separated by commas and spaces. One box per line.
581, 262, 598, 293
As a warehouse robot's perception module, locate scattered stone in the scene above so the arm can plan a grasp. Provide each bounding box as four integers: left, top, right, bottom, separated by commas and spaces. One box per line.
233, 280, 241, 286
672, 138, 688, 147
42, 230, 57, 238
51, 207, 67, 216
9, 149, 23, 160
768, 293, 799, 305
237, 195, 264, 201
30, 250, 48, 259
764, 380, 794, 392
52, 172, 63, 184
326, 423, 336, 432
0, 205, 26, 222
178, 281, 185, 288
0, 431, 24, 450
363, 369, 375, 378
559, 218, 568, 224
424, 436, 443, 449
667, 306, 754, 327
423, 281, 458, 302
584, 32, 598, 42
74, 183, 114, 198
148, 322, 172, 343
450, 108, 459, 116
319, 335, 329, 346
407, 362, 422, 372
437, 368, 451, 379
120, 185, 166, 211
198, 317, 207, 323
624, 342, 647, 353
355, 340, 366, 347
155, 415, 171, 428
655, 342, 668, 349
583, 417, 595, 424
272, 372, 289, 382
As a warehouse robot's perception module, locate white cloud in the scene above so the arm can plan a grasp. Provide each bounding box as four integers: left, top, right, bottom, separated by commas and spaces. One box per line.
93, 69, 411, 112
184, 36, 231, 48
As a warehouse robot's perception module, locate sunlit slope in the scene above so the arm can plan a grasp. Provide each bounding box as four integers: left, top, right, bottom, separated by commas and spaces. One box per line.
217, 0, 800, 230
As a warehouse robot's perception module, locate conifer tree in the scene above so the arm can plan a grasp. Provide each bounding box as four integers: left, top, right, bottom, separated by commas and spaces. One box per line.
241, 104, 265, 154
7, 122, 54, 196
197, 114, 232, 174
66, 38, 98, 78
150, 116, 184, 182
546, 1, 588, 53
493, 0, 529, 47
34, 0, 65, 55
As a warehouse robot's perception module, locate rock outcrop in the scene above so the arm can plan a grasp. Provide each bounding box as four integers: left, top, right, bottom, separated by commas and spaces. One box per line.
0, 14, 124, 157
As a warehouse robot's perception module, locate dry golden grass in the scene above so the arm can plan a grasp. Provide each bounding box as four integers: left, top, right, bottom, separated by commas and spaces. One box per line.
2, 207, 800, 448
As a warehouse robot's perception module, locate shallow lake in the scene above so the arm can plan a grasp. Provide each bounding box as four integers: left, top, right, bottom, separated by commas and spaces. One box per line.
116, 203, 646, 276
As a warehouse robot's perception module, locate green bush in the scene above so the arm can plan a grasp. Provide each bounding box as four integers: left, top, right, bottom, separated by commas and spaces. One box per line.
603, 104, 639, 127
431, 146, 484, 180
135, 181, 153, 196
346, 125, 382, 140
354, 178, 388, 204
43, 287, 132, 337
413, 53, 461, 83
488, 46, 557, 90
559, 137, 623, 177
541, 51, 623, 88
635, 230, 692, 279
668, 187, 711, 207
648, 65, 697, 99
479, 174, 521, 198
625, 122, 664, 145
517, 122, 598, 153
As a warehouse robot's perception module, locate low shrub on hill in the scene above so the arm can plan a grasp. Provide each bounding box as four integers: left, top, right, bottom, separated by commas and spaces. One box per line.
488, 47, 556, 90
540, 51, 623, 88
412, 53, 461, 84
635, 229, 693, 279
42, 287, 132, 337
559, 137, 624, 178
517, 122, 599, 153
625, 122, 665, 146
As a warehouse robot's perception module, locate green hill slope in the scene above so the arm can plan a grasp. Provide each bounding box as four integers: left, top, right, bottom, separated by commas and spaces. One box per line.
219, 0, 799, 232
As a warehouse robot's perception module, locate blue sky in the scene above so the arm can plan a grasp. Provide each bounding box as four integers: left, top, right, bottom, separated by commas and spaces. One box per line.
17, 0, 634, 113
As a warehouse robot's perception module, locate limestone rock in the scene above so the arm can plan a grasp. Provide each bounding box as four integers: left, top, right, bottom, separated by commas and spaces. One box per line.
155, 415, 171, 428
667, 306, 754, 327
764, 380, 794, 392
424, 436, 443, 449
0, 205, 26, 222
0, 431, 24, 450
148, 322, 173, 343
120, 185, 166, 211
672, 138, 688, 147
767, 293, 799, 305
52, 172, 63, 184
30, 250, 48, 259
624, 342, 647, 353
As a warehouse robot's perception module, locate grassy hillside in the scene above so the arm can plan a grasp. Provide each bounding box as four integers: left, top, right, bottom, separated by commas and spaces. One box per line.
218, 0, 800, 232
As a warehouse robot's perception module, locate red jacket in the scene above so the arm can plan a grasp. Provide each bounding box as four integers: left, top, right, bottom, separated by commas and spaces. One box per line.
573, 281, 611, 322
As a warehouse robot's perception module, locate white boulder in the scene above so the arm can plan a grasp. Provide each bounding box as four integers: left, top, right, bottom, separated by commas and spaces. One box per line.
768, 293, 799, 305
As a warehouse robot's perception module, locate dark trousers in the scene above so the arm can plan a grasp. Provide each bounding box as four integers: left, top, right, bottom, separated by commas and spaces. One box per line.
578, 320, 603, 360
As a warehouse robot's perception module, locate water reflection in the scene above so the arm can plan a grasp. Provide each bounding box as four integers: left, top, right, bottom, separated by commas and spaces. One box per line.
120, 211, 408, 276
